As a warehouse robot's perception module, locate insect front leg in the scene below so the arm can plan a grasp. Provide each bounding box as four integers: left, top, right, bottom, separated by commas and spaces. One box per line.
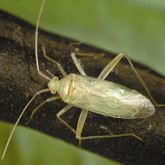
35, 0, 67, 79
42, 46, 67, 77
98, 52, 165, 107
56, 104, 76, 134
27, 96, 60, 124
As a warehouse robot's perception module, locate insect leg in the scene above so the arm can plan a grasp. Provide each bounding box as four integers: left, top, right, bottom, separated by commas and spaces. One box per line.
71, 51, 86, 76
98, 52, 126, 79
27, 96, 60, 124
56, 104, 76, 133
75, 110, 88, 146
76, 111, 142, 144
1, 88, 50, 160
42, 46, 67, 77
77, 132, 143, 142
98, 52, 165, 107
72, 51, 104, 58
57, 106, 89, 146
71, 50, 104, 76
71, 51, 92, 145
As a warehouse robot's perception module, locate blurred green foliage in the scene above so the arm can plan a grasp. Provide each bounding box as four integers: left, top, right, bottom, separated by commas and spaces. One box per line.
0, 0, 165, 165
0, 122, 119, 165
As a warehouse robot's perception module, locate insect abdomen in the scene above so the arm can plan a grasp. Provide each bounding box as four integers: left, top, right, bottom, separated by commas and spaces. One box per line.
57, 74, 155, 119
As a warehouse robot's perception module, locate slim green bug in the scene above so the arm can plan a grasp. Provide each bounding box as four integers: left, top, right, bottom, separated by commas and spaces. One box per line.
1, 0, 165, 160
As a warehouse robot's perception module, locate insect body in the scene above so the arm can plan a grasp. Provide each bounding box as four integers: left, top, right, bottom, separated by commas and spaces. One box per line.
49, 73, 155, 119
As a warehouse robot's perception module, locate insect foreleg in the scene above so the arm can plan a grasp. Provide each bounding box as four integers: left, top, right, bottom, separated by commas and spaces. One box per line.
42, 46, 67, 77
1, 88, 50, 160
27, 96, 60, 124
56, 104, 76, 133
57, 106, 89, 146
98, 52, 165, 107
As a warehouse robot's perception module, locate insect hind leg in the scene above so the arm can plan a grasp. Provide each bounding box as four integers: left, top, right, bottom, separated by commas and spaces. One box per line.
98, 52, 165, 107
75, 110, 142, 145
77, 132, 143, 142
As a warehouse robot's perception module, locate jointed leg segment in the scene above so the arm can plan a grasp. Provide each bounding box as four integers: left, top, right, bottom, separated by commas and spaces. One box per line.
56, 104, 76, 134
42, 46, 67, 77
71, 49, 104, 76
27, 96, 60, 124
98, 52, 165, 107
77, 133, 143, 141
76, 110, 88, 145
71, 52, 86, 76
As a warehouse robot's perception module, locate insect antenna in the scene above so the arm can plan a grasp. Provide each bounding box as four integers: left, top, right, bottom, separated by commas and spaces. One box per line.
1, 0, 50, 159
35, 0, 50, 81
1, 89, 50, 160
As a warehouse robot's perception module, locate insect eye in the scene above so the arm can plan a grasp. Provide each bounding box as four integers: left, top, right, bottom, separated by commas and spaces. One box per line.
50, 88, 56, 94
